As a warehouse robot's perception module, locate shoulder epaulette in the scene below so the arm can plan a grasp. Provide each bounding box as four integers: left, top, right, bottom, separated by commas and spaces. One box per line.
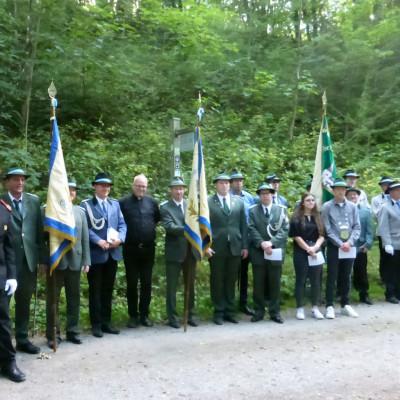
81, 199, 90, 203
0, 199, 12, 212
160, 200, 168, 206
109, 197, 117, 202
42, 204, 47, 209
27, 193, 39, 198
77, 206, 86, 211
276, 204, 287, 209
249, 204, 258, 209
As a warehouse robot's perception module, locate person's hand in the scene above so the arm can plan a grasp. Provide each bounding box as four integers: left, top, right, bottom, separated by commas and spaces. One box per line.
385, 245, 394, 255
261, 241, 273, 252
5, 279, 17, 296
205, 248, 215, 258
360, 246, 369, 254
340, 242, 351, 252
97, 239, 110, 250
241, 249, 248, 259
38, 264, 48, 276
81, 265, 90, 273
109, 238, 122, 248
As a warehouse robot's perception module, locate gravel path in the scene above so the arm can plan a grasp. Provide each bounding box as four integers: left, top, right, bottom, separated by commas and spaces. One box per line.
3, 302, 400, 400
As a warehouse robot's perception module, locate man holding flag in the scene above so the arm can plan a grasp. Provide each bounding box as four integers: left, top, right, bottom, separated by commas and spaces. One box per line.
1, 168, 43, 354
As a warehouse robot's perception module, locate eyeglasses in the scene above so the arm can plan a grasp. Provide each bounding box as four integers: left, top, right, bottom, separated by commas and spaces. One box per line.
304, 199, 315, 203
134, 184, 147, 189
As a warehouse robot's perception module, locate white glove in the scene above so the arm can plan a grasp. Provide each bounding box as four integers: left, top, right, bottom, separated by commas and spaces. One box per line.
385, 245, 395, 255
4, 279, 17, 295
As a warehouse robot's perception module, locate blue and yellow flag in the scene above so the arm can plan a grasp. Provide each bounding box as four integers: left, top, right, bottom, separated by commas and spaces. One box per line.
184, 119, 212, 260
44, 99, 77, 274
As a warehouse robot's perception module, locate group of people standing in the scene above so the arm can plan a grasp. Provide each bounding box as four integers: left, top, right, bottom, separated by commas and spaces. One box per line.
0, 165, 399, 383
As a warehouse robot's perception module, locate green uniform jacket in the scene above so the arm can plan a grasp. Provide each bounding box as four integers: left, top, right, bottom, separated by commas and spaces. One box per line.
208, 194, 248, 257
160, 199, 188, 263
0, 193, 43, 272
248, 203, 289, 265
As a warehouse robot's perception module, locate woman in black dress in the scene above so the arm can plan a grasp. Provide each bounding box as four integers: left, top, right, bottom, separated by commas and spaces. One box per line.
289, 193, 325, 320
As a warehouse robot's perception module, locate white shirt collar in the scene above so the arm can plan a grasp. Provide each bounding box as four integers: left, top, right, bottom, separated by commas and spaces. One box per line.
173, 199, 183, 208
217, 193, 230, 208
96, 196, 107, 206
262, 203, 272, 214
8, 192, 23, 203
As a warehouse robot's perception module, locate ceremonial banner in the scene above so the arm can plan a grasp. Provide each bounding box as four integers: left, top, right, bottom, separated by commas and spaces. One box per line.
311, 93, 337, 208
44, 103, 77, 274
184, 123, 212, 260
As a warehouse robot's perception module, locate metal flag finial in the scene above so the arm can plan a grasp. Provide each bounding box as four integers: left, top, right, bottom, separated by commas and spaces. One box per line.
322, 91, 327, 114
48, 80, 57, 98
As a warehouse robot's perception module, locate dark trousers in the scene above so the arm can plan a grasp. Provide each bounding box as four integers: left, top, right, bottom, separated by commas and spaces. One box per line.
238, 256, 250, 305
14, 258, 36, 343
166, 254, 196, 323
46, 268, 81, 339
252, 260, 282, 318
378, 236, 387, 282
353, 251, 369, 296
384, 249, 400, 299
124, 244, 155, 318
209, 254, 240, 319
293, 247, 322, 307
0, 290, 15, 367
326, 242, 354, 307
87, 256, 118, 327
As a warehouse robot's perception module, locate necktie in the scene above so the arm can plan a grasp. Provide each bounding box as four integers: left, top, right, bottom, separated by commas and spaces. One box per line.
396, 201, 400, 211
13, 199, 22, 218
265, 207, 269, 218
222, 197, 229, 213
178, 203, 184, 214
102, 201, 107, 217
272, 196, 276, 204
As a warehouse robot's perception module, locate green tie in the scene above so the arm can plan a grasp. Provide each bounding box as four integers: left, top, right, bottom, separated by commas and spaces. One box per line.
223, 197, 229, 214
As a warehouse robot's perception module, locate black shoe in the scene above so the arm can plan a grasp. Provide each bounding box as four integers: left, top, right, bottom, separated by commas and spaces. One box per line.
0, 361, 26, 383
251, 315, 263, 323
360, 294, 373, 305
213, 317, 223, 325
47, 337, 62, 349
168, 321, 180, 329
101, 324, 120, 334
240, 304, 255, 316
188, 319, 198, 327
140, 317, 153, 328
223, 316, 239, 324
271, 316, 284, 324
92, 327, 103, 338
66, 334, 82, 344
16, 341, 40, 354
386, 297, 400, 304
127, 316, 140, 329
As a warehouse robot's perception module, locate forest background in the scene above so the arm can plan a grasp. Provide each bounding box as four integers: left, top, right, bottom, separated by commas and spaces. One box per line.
0, 0, 399, 328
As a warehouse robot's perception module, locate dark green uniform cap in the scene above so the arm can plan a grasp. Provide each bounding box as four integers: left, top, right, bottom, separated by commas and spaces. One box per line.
346, 186, 361, 195
256, 183, 276, 195
4, 166, 30, 179
213, 172, 231, 183
170, 176, 186, 187
331, 178, 348, 188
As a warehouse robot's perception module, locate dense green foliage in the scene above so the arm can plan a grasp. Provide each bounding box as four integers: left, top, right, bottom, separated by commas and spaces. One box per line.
1, 0, 398, 328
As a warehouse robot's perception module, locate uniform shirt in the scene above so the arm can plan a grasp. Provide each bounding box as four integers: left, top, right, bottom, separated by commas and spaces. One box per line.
119, 194, 160, 245
321, 198, 361, 247
8, 192, 23, 216
371, 192, 388, 219
217, 193, 230, 210
229, 189, 254, 220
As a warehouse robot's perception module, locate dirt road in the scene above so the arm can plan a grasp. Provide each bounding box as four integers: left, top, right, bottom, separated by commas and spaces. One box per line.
3, 302, 400, 400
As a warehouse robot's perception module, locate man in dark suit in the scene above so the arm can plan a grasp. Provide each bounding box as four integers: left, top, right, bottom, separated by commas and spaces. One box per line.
377, 181, 400, 303
41, 180, 91, 347
119, 174, 160, 328
160, 177, 197, 329
205, 173, 248, 325
248, 184, 289, 324
1, 167, 43, 354
81, 172, 126, 338
0, 198, 25, 382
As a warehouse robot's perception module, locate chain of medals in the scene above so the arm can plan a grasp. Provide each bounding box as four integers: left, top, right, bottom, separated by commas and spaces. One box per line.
83, 202, 105, 231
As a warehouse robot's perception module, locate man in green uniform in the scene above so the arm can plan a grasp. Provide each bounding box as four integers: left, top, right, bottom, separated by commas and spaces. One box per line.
248, 184, 289, 324
41, 179, 91, 347
1, 167, 43, 354
160, 177, 197, 329
205, 173, 248, 325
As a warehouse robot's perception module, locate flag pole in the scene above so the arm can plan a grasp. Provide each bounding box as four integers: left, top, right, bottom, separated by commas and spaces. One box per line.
183, 91, 203, 332
48, 80, 58, 352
